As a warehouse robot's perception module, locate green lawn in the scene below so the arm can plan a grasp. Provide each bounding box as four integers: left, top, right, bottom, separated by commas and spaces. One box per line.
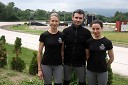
113, 74, 128, 85
9, 25, 128, 45
103, 31, 128, 44
1, 24, 128, 85
9, 25, 44, 35
0, 43, 128, 85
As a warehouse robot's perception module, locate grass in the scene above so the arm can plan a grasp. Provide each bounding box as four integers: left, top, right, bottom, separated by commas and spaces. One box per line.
0, 43, 44, 85
9, 25, 44, 35
1, 24, 128, 85
103, 31, 128, 44
0, 43, 128, 85
113, 74, 128, 85
9, 25, 128, 45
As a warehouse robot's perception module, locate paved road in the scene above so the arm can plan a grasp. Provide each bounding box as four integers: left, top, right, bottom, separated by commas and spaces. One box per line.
0, 22, 128, 76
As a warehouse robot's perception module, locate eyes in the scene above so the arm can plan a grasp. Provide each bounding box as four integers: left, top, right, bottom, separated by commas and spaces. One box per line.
91, 24, 102, 31
50, 16, 59, 23
92, 28, 100, 31
51, 20, 59, 23
74, 17, 83, 20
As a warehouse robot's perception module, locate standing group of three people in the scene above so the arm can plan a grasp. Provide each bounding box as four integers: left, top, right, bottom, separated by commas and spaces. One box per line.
37, 9, 114, 85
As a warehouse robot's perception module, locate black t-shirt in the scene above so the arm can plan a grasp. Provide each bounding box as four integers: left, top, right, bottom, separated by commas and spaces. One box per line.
39, 31, 64, 65
86, 37, 113, 72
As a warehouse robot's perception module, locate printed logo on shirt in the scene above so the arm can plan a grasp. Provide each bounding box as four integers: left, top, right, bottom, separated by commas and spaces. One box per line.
99, 44, 105, 50
58, 37, 62, 43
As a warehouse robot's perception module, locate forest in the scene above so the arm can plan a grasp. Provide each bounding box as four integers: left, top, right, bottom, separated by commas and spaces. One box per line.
0, 2, 128, 22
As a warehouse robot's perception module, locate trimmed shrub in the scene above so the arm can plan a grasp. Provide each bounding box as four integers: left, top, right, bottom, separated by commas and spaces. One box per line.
14, 37, 22, 54
10, 37, 25, 72
29, 51, 38, 75
10, 57, 25, 72
0, 35, 7, 67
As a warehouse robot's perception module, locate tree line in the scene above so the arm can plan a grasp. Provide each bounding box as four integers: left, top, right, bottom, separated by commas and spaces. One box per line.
0, 1, 128, 22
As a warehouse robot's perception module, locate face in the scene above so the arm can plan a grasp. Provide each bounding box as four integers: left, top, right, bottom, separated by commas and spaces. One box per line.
49, 16, 59, 29
91, 23, 103, 38
72, 13, 84, 27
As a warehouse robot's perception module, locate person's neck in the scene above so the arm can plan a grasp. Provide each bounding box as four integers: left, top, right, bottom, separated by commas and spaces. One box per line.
72, 23, 81, 28
93, 35, 104, 40
48, 28, 58, 34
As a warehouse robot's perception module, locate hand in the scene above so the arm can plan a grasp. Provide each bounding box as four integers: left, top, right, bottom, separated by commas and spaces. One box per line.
38, 70, 43, 80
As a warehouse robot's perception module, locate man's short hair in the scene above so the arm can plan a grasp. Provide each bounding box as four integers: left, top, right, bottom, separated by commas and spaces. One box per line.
72, 9, 85, 17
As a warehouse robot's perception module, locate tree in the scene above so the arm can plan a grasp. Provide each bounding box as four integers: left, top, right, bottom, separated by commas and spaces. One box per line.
0, 35, 7, 67
35, 9, 47, 20
29, 51, 38, 75
10, 37, 25, 72
112, 11, 127, 22
0, 2, 6, 21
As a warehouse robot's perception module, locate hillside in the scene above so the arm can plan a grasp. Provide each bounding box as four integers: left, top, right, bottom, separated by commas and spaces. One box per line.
84, 8, 128, 17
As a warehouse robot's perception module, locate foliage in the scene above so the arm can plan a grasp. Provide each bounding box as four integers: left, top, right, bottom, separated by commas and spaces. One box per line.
29, 51, 38, 75
107, 66, 113, 85
19, 78, 43, 85
1, 1, 128, 22
0, 35, 6, 43
70, 71, 78, 85
10, 37, 25, 72
0, 35, 7, 67
14, 37, 22, 54
10, 57, 25, 72
113, 74, 128, 85
0, 44, 128, 85
0, 79, 14, 85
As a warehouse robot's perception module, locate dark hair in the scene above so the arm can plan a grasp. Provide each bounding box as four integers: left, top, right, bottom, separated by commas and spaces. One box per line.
90, 20, 103, 28
72, 9, 85, 17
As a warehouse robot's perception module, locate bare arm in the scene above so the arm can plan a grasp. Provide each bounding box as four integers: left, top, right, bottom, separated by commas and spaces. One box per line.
107, 49, 114, 67
37, 42, 44, 80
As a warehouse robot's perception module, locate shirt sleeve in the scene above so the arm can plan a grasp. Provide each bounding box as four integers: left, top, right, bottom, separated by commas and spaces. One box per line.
39, 33, 45, 42
106, 40, 113, 50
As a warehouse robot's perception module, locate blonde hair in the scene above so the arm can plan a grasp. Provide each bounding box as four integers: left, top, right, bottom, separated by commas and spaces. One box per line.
50, 13, 59, 19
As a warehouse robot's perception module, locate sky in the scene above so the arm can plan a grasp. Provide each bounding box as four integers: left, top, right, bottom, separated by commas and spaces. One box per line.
0, 0, 128, 12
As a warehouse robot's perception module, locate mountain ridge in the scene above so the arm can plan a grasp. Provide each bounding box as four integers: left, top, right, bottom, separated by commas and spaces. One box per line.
84, 8, 128, 17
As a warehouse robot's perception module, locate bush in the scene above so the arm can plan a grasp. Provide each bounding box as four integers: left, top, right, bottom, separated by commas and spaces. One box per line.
10, 37, 26, 72
0, 35, 7, 67
29, 51, 38, 75
14, 37, 22, 54
10, 57, 25, 72
107, 66, 113, 85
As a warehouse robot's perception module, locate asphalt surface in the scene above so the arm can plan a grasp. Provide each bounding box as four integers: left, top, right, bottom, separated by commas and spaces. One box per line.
0, 22, 128, 77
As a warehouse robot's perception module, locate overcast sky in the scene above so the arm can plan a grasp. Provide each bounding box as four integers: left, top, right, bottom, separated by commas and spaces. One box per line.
1, 0, 128, 11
